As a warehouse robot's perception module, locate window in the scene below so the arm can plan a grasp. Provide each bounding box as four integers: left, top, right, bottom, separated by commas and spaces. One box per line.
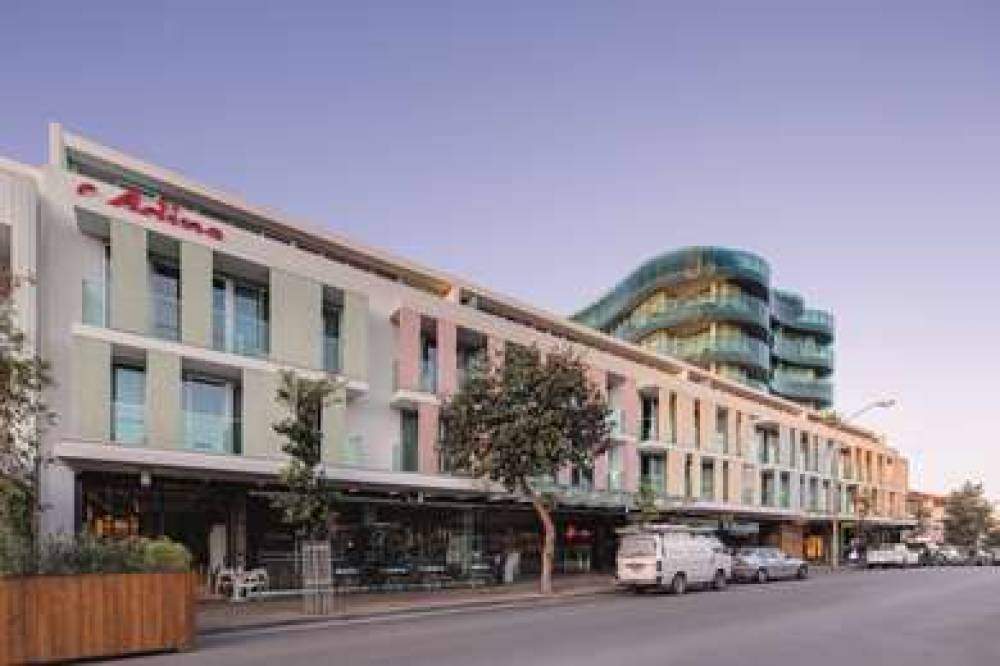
213, 276, 269, 357
667, 392, 677, 443
571, 464, 594, 490
722, 461, 730, 503
715, 407, 728, 453
640, 395, 658, 441
111, 364, 145, 445
640, 452, 666, 494
419, 328, 438, 393
684, 454, 693, 498
693, 399, 701, 448
148, 258, 180, 340
400, 410, 418, 472
701, 459, 714, 500
323, 304, 341, 372
608, 446, 623, 490
183, 372, 240, 453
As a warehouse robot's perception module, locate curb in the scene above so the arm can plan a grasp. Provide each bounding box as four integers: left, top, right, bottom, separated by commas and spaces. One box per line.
199, 586, 614, 637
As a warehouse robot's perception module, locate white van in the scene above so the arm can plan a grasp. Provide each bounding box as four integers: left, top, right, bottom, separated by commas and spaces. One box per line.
616, 525, 732, 594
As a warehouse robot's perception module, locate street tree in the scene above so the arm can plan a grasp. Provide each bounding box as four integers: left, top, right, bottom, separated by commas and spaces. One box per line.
438, 344, 609, 594
271, 371, 341, 541
943, 481, 994, 550
0, 271, 54, 554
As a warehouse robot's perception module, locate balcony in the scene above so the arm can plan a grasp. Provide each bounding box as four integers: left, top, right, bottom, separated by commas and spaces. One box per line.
657, 334, 771, 374
323, 334, 341, 373
770, 372, 833, 404
183, 410, 240, 454
772, 336, 834, 370
771, 291, 834, 341
612, 292, 771, 341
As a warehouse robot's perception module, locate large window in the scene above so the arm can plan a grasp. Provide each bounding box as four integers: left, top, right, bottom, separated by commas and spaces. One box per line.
213, 276, 269, 357
640, 452, 665, 494
182, 373, 240, 454
419, 329, 438, 393
607, 446, 623, 491
640, 395, 658, 441
149, 258, 180, 340
701, 459, 715, 500
112, 364, 145, 445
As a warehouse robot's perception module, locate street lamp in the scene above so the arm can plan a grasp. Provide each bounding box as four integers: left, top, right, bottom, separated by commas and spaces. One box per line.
845, 399, 896, 422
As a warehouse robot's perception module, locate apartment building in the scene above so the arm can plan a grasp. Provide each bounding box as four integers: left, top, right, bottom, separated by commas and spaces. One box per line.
572, 247, 835, 410
0, 125, 911, 583
906, 491, 947, 544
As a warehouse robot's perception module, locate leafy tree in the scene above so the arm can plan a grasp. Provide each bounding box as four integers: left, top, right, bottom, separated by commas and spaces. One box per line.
943, 481, 994, 549
631, 480, 660, 526
439, 344, 609, 594
0, 271, 54, 554
271, 371, 341, 541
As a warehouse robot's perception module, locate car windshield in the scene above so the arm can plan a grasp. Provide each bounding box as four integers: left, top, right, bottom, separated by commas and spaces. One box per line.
619, 536, 657, 557
739, 548, 775, 557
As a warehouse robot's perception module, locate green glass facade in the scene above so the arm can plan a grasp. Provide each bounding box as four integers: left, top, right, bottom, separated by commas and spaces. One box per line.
572, 247, 834, 409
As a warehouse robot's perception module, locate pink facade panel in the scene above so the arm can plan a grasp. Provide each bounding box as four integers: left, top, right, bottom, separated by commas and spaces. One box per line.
396, 307, 421, 391
436, 318, 457, 396
622, 442, 638, 492
619, 378, 640, 439
593, 452, 608, 491
417, 402, 440, 474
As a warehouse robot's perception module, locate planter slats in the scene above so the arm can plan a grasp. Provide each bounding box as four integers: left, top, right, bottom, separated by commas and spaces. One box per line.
0, 572, 194, 665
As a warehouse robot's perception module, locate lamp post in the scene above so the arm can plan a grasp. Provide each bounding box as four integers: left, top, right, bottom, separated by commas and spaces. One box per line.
830, 399, 896, 568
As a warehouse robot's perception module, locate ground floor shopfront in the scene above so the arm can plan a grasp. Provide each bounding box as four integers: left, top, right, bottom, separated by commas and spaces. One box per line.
76, 470, 910, 593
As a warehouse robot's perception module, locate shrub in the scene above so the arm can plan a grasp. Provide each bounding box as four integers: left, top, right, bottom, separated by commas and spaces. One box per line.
1, 533, 192, 576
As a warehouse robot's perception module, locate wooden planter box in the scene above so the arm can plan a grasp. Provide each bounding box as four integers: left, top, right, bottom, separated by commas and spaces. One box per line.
0, 572, 195, 665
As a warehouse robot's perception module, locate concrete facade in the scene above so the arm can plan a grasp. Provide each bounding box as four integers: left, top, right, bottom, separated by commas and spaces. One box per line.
0, 125, 914, 565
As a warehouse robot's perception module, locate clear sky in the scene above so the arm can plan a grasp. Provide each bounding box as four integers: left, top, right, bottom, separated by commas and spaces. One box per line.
2, 1, 998, 498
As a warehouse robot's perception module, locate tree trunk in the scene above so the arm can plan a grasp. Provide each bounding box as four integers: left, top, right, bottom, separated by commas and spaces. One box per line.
530, 493, 555, 595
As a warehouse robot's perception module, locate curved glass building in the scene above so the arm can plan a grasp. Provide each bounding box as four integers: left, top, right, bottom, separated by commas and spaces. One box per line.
573, 247, 834, 409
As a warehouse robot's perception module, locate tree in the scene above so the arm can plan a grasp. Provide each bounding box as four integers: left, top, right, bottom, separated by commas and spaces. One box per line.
439, 344, 609, 594
0, 271, 54, 552
270, 371, 340, 541
632, 480, 660, 526
943, 481, 994, 550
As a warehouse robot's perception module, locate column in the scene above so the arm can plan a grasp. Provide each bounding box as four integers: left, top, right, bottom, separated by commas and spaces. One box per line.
713, 458, 725, 503
180, 241, 213, 347
395, 306, 420, 391
623, 442, 639, 492
74, 336, 110, 440
593, 451, 608, 491
270, 269, 322, 368
727, 461, 742, 506
321, 383, 347, 465
417, 402, 439, 474
341, 290, 370, 383
436, 318, 457, 396
110, 219, 148, 334
146, 350, 181, 449
241, 369, 285, 458
675, 393, 694, 448
689, 452, 702, 499
666, 449, 685, 497
619, 377, 640, 440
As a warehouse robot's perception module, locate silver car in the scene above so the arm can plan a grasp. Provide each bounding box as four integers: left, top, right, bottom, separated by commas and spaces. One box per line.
732, 547, 809, 583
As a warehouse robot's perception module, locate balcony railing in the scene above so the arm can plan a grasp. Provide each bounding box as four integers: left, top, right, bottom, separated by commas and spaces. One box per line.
82, 279, 108, 327
419, 360, 438, 393
213, 310, 269, 358
111, 402, 145, 445
183, 411, 239, 454
613, 292, 771, 340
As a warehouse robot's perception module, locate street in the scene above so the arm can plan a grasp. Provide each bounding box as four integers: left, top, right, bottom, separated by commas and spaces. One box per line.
128, 567, 1000, 666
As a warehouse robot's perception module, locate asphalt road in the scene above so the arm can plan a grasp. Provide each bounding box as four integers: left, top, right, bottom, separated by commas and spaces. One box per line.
133, 567, 1000, 666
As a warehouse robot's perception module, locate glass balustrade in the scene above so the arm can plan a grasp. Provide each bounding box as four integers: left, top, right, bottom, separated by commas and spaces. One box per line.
111, 402, 145, 445
82, 279, 108, 326
184, 411, 239, 454
149, 291, 180, 341
323, 334, 341, 373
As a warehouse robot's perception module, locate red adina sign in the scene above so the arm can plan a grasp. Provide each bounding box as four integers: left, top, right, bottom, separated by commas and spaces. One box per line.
76, 181, 224, 241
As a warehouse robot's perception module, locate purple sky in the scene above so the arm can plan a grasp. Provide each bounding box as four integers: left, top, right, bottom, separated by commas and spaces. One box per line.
3, 2, 998, 498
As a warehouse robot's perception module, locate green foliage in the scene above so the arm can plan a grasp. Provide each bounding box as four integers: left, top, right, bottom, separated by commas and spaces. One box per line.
631, 481, 660, 526
943, 481, 995, 549
0, 273, 55, 547
439, 344, 610, 495
271, 371, 341, 540
1, 533, 192, 576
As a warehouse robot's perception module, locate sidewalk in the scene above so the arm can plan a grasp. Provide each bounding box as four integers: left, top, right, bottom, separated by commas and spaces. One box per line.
199, 573, 615, 635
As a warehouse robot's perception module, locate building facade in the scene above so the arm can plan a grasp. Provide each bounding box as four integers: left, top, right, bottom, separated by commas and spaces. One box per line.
0, 126, 910, 586
572, 247, 835, 410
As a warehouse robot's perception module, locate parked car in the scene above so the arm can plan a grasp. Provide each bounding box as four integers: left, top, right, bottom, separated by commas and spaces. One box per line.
616, 525, 732, 594
968, 548, 993, 566
731, 547, 808, 583
866, 543, 920, 568
939, 545, 966, 566
904, 540, 939, 566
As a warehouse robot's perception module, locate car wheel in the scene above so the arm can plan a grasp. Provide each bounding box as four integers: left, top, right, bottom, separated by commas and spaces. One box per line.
797, 565, 808, 580
756, 568, 768, 584
671, 573, 687, 595
712, 569, 727, 590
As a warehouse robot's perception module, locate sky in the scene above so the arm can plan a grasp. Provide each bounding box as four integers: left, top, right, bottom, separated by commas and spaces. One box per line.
2, 1, 998, 498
